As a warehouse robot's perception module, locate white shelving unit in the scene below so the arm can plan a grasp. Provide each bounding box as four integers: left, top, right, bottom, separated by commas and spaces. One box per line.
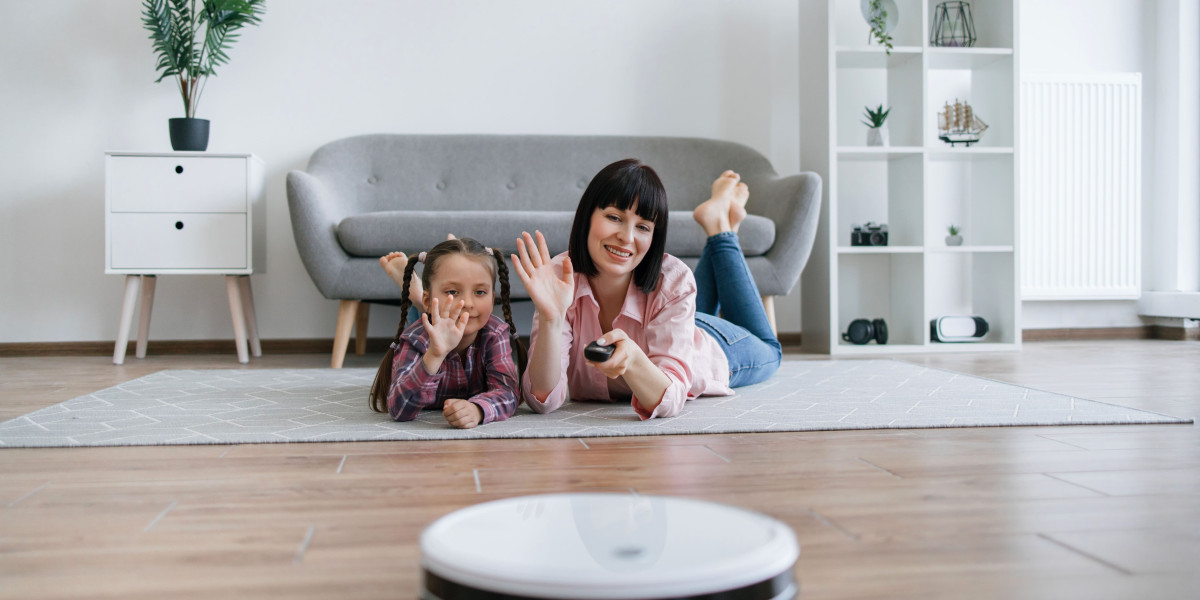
801, 0, 1021, 354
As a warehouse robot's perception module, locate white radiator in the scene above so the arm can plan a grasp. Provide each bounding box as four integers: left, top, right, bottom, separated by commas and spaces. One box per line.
1019, 74, 1142, 300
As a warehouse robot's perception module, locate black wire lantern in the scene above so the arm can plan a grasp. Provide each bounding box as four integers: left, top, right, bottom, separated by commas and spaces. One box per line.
930, 1, 977, 47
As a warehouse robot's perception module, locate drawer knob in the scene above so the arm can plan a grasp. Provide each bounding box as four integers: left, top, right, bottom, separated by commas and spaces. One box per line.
175, 221, 184, 230
175, 165, 184, 174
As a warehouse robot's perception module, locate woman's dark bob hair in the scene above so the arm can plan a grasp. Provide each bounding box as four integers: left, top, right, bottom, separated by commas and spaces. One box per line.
568, 158, 669, 294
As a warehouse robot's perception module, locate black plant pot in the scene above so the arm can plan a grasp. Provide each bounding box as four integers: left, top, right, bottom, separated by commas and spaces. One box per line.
168, 118, 210, 151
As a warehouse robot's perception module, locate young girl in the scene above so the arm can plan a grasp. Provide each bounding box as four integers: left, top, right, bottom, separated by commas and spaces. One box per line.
512, 160, 781, 420
369, 238, 526, 428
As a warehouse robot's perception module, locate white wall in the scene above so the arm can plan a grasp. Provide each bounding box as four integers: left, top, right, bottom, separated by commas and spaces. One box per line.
1018, 0, 1166, 329
0, 0, 802, 343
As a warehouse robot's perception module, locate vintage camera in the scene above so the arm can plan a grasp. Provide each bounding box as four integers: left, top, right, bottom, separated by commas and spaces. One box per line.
850, 222, 888, 246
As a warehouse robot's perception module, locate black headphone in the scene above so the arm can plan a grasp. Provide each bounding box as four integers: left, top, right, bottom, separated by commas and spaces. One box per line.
842, 318, 888, 345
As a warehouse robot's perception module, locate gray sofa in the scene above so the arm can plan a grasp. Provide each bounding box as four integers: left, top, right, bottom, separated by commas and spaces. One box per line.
286, 134, 821, 367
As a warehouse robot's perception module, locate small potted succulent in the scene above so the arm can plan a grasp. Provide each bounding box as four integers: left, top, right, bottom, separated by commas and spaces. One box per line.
946, 224, 963, 246
862, 104, 891, 146
141, 0, 266, 151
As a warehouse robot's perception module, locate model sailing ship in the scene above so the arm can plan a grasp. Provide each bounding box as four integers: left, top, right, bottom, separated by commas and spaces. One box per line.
937, 99, 988, 146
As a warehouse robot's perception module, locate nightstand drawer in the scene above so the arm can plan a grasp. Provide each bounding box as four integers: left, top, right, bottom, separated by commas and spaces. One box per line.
110, 213, 247, 270
109, 156, 247, 213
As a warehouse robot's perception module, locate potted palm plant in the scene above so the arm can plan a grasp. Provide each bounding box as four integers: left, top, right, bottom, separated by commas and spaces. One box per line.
141, 0, 266, 151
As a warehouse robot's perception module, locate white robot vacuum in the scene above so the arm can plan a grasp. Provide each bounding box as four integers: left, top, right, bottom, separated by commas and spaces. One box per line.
420, 493, 799, 599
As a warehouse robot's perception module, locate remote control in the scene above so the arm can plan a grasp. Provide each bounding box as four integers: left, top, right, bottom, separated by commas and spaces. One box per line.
584, 341, 615, 362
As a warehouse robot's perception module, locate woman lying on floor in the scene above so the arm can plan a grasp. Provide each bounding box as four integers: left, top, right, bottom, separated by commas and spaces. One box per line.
511, 159, 781, 419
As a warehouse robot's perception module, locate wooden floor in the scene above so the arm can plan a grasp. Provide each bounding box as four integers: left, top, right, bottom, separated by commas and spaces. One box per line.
1, 340, 1198, 599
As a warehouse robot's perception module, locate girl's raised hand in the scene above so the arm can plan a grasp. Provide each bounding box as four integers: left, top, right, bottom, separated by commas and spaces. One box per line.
512, 230, 574, 320
421, 297, 469, 359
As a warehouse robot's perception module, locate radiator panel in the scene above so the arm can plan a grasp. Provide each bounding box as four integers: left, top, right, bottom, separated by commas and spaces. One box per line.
1019, 74, 1142, 300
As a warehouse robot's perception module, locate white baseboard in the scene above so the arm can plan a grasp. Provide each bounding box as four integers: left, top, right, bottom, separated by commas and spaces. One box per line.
1138, 292, 1200, 320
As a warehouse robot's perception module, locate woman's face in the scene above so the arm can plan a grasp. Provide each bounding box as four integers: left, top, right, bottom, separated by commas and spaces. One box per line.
587, 204, 656, 281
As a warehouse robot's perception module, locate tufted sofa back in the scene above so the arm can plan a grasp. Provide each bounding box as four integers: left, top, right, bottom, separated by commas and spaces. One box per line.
305, 134, 779, 216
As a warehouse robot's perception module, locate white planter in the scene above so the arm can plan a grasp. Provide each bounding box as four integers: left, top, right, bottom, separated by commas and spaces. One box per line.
866, 126, 889, 146
945, 234, 963, 246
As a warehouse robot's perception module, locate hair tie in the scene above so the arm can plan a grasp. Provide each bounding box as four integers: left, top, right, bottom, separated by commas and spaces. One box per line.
485, 247, 494, 256
418, 252, 427, 264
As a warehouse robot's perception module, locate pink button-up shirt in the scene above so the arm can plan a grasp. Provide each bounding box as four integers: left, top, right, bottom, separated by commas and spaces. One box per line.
522, 253, 732, 419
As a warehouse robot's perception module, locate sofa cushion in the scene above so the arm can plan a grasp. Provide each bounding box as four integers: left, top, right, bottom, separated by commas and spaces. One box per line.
335, 211, 775, 258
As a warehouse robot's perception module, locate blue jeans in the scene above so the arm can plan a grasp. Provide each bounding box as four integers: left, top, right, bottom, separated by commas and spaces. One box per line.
692, 232, 782, 387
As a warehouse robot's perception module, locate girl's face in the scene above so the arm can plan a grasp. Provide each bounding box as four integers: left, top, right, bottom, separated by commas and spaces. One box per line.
587, 204, 655, 281
423, 254, 495, 339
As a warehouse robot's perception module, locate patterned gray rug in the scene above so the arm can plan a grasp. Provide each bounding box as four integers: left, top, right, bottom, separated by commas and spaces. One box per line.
0, 360, 1188, 448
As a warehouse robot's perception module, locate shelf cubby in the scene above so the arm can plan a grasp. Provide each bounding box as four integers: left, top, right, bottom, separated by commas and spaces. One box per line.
835, 0, 926, 48
926, 54, 1015, 148
925, 251, 1017, 344
926, 0, 1014, 49
924, 153, 1014, 247
836, 153, 923, 247
837, 253, 925, 348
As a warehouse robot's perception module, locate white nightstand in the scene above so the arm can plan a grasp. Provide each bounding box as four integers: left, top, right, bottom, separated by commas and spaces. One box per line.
105, 152, 266, 364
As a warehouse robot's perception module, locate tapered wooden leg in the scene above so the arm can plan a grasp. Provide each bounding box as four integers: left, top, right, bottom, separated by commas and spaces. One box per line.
113, 275, 141, 365
236, 276, 262, 358
355, 302, 370, 356
332, 299, 359, 368
135, 275, 157, 359
762, 295, 777, 336
225, 275, 250, 364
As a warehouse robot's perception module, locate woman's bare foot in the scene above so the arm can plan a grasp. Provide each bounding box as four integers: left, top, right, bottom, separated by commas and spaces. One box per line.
380, 251, 424, 306
379, 252, 410, 288
694, 170, 741, 236
729, 181, 749, 234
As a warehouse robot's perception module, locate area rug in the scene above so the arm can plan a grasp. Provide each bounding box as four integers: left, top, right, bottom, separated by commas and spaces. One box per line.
0, 360, 1188, 448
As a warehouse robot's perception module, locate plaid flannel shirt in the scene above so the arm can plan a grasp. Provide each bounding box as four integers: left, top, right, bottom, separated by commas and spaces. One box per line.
387, 315, 519, 424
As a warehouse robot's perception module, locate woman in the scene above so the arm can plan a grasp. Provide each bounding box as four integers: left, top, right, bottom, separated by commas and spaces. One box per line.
511, 159, 781, 419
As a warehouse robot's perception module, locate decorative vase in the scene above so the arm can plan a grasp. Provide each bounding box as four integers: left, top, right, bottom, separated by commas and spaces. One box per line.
945, 234, 964, 246
860, 0, 899, 34
168, 118, 210, 151
866, 126, 889, 146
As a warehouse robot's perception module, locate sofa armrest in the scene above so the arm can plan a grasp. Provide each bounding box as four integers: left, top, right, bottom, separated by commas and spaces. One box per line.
748, 172, 823, 294
286, 170, 353, 300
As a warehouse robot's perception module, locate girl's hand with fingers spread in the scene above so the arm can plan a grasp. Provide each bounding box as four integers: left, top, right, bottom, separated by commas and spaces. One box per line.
421, 297, 469, 369
585, 329, 643, 380
511, 230, 574, 322
443, 398, 483, 429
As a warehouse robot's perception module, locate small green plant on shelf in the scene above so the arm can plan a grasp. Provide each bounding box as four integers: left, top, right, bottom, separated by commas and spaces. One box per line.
861, 104, 891, 128
867, 0, 894, 55
946, 224, 964, 246
862, 104, 891, 146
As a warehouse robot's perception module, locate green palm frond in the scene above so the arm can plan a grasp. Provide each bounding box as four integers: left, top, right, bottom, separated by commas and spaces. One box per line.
141, 0, 265, 117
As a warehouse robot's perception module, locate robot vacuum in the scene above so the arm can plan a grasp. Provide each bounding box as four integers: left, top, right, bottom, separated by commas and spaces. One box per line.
420, 493, 799, 599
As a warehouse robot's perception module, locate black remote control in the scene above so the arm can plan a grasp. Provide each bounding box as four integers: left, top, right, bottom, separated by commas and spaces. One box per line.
584, 341, 615, 362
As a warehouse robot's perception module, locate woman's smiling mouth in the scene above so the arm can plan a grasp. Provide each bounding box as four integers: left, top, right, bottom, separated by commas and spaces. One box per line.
605, 245, 633, 258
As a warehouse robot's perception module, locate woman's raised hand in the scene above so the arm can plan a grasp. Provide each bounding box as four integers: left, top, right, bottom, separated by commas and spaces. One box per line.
421, 297, 469, 359
512, 231, 574, 321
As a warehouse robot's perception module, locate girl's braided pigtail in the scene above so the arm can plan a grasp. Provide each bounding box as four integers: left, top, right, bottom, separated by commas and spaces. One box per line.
493, 250, 527, 398
369, 258, 421, 413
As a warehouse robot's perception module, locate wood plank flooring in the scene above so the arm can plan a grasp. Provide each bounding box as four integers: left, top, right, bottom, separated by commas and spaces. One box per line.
1, 340, 1198, 599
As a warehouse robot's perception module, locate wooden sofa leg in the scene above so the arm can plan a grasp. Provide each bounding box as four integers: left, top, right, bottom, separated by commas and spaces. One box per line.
761, 295, 777, 336
355, 301, 370, 355
332, 299, 359, 368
